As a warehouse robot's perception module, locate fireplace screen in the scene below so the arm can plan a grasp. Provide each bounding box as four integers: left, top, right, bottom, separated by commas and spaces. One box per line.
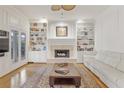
55, 50, 69, 58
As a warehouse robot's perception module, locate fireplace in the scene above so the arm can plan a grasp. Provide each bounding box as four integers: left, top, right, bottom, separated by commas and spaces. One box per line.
55, 50, 69, 58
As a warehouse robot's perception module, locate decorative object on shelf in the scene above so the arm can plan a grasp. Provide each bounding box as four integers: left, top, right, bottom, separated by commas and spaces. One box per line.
41, 29, 44, 32
30, 28, 39, 31
56, 26, 68, 37
51, 5, 76, 11
43, 46, 46, 51
33, 23, 37, 26
43, 23, 47, 27
84, 32, 88, 35
57, 63, 68, 67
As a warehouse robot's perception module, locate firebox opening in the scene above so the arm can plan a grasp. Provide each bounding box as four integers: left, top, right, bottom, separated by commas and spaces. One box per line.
55, 50, 69, 58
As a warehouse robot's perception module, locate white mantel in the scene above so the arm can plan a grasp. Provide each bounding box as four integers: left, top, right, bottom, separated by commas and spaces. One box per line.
48, 45, 76, 58
47, 44, 77, 63
48, 38, 76, 45
47, 21, 77, 63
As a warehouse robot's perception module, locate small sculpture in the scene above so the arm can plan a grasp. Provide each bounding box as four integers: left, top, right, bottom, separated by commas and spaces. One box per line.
57, 63, 68, 67
55, 68, 69, 75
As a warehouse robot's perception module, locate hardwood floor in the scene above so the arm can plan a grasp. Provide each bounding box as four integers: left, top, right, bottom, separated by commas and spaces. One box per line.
0, 63, 107, 88
78, 64, 107, 88
0, 63, 46, 88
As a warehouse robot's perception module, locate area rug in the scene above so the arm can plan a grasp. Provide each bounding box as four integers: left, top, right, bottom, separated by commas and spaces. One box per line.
21, 63, 100, 88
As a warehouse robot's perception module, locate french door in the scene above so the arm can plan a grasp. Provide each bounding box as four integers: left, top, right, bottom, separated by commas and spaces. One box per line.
21, 32, 26, 60
11, 30, 19, 62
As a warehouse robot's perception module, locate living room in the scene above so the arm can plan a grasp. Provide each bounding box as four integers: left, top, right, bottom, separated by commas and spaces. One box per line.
0, 3, 124, 90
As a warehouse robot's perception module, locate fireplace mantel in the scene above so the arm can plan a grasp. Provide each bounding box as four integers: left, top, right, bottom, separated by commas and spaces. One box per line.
48, 45, 76, 59
48, 38, 76, 45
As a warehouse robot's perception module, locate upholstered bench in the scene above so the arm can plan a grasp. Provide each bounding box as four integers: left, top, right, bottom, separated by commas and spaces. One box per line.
84, 51, 124, 87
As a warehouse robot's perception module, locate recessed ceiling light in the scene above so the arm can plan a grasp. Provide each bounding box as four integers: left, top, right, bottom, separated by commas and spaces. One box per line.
39, 18, 48, 23
76, 19, 84, 23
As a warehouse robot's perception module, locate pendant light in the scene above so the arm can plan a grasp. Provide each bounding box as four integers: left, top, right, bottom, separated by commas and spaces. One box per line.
51, 5, 76, 11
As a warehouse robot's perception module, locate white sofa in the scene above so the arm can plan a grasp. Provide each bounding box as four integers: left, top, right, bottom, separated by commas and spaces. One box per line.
84, 51, 124, 88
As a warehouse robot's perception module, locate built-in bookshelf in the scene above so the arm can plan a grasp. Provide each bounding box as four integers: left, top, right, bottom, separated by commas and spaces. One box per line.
77, 22, 94, 52
77, 22, 95, 63
30, 22, 47, 51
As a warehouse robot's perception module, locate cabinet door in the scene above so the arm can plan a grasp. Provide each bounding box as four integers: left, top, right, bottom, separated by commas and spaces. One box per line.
0, 8, 3, 28
77, 51, 83, 63
29, 51, 47, 62
37, 51, 47, 62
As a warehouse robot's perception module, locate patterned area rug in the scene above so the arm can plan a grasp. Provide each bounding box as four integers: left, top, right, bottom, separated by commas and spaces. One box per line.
21, 63, 100, 88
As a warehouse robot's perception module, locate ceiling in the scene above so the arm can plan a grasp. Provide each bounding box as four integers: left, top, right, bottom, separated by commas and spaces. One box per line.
14, 5, 109, 21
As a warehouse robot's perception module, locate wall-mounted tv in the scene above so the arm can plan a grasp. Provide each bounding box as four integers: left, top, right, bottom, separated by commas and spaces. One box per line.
0, 30, 9, 53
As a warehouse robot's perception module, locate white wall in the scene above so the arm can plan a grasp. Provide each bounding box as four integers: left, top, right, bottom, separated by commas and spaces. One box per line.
48, 21, 76, 39
0, 6, 29, 77
95, 6, 124, 53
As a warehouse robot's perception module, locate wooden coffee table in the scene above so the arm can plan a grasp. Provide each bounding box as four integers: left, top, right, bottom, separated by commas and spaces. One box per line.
49, 63, 81, 88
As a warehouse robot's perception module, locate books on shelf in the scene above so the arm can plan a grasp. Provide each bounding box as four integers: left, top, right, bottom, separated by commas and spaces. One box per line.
77, 22, 94, 52
30, 22, 47, 51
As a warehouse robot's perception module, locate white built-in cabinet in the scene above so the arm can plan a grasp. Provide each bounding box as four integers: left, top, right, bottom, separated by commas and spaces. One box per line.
28, 51, 47, 62
29, 22, 48, 62
0, 6, 29, 77
76, 22, 95, 63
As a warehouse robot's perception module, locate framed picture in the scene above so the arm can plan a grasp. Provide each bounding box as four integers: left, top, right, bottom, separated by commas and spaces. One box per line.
56, 26, 68, 37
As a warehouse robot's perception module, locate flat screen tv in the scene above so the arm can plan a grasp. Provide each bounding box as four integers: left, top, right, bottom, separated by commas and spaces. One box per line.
0, 31, 9, 53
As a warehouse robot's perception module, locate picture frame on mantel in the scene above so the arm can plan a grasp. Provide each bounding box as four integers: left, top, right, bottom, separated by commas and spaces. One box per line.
56, 26, 68, 37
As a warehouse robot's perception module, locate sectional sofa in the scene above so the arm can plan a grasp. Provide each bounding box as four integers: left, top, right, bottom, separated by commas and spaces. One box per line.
84, 51, 124, 88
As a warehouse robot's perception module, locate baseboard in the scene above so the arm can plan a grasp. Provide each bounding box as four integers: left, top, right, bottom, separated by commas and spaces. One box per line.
27, 62, 47, 64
